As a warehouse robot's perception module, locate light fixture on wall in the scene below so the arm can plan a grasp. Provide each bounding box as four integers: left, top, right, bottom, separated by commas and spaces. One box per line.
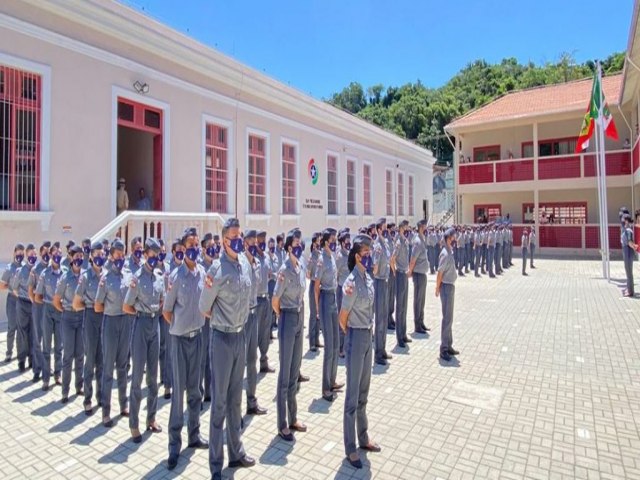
133, 80, 150, 94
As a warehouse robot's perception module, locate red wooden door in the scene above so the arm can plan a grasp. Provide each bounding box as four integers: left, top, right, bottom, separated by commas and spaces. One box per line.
153, 134, 162, 211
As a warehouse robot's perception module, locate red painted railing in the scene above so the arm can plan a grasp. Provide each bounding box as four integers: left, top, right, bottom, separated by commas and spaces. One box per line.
538, 156, 581, 180
495, 159, 534, 182
634, 141, 640, 173
584, 151, 631, 177
459, 162, 493, 184
511, 226, 525, 247
539, 225, 582, 248
508, 224, 622, 250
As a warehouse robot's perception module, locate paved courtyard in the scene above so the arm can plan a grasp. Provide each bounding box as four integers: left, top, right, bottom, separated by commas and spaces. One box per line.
0, 259, 639, 480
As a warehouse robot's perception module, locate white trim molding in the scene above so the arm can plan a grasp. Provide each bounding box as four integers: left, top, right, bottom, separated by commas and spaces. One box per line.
201, 114, 235, 214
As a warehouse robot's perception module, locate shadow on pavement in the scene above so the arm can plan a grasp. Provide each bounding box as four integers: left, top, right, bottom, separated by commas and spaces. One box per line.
334, 454, 373, 480
438, 357, 460, 368
98, 434, 145, 464
259, 434, 294, 466
5, 379, 34, 393
49, 409, 92, 433
141, 448, 195, 479
307, 397, 331, 414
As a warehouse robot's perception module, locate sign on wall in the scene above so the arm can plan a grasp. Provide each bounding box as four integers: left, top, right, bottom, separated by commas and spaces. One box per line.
308, 158, 319, 185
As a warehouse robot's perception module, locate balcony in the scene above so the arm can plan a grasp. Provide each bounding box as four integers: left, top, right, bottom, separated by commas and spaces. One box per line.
459, 149, 631, 186
510, 223, 622, 251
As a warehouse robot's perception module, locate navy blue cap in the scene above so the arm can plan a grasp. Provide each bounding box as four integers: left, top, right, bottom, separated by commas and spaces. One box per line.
399, 220, 410, 228
257, 230, 267, 238
244, 229, 257, 240
213, 234, 220, 241
82, 237, 91, 245
201, 233, 213, 247
180, 227, 198, 245
26, 243, 35, 251
223, 218, 240, 229
145, 237, 161, 253
90, 241, 103, 252
69, 245, 83, 255
338, 231, 350, 243
66, 240, 75, 250
111, 239, 126, 252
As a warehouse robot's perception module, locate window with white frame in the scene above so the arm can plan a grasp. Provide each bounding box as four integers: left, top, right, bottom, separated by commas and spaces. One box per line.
408, 174, 414, 216
248, 134, 267, 214
327, 154, 338, 215
347, 159, 356, 215
363, 163, 371, 215
205, 123, 228, 213
282, 142, 296, 214
385, 169, 393, 216
397, 171, 404, 216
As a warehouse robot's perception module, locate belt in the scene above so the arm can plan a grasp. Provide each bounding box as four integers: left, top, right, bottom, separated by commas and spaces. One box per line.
281, 307, 302, 313
18, 297, 31, 303
179, 328, 201, 338
257, 294, 268, 299
137, 312, 158, 318
320, 288, 336, 293
212, 324, 244, 334
249, 306, 257, 314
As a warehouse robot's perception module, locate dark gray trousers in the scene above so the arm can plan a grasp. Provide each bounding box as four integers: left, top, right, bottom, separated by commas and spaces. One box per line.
245, 309, 259, 408
412, 272, 427, 330
42, 303, 62, 384
5, 294, 17, 357
308, 283, 319, 348
101, 314, 131, 418
61, 310, 84, 397
624, 247, 635, 295
487, 246, 495, 277
168, 331, 204, 455
159, 316, 172, 389
495, 244, 502, 273
522, 247, 528, 275
209, 329, 246, 476
130, 313, 159, 429
277, 308, 303, 431
200, 322, 211, 400
337, 286, 345, 353
83, 308, 103, 406
387, 270, 396, 324
31, 302, 44, 375
439, 283, 455, 354
256, 296, 271, 368
428, 246, 436, 274
343, 327, 372, 456
530, 244, 536, 267
395, 272, 408, 343
373, 278, 388, 361
475, 247, 481, 275
16, 298, 32, 363
320, 290, 339, 393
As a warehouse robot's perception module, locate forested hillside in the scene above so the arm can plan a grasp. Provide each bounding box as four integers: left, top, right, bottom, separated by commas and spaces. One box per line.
327, 53, 625, 165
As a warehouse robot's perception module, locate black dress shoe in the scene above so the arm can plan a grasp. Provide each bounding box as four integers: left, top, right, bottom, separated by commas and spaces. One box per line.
414, 328, 427, 334
61, 396, 69, 404
54, 375, 62, 386
76, 388, 83, 396
228, 455, 256, 469
211, 473, 222, 480
103, 417, 114, 428
397, 342, 406, 348
298, 374, 310, 382
383, 352, 393, 359
440, 352, 452, 362
278, 430, 294, 442
163, 389, 171, 399
131, 429, 142, 444
448, 348, 460, 356
32, 372, 41, 383
3, 354, 11, 363
18, 361, 26, 372
188, 438, 209, 449
322, 392, 335, 402
203, 396, 211, 403
403, 337, 412, 343
347, 456, 363, 469
120, 409, 129, 417
259, 365, 275, 373
167, 453, 179, 470
289, 422, 307, 432
420, 324, 430, 331
42, 382, 49, 392
375, 358, 387, 366
310, 346, 318, 352
387, 322, 396, 330
246, 405, 268, 416
331, 382, 345, 391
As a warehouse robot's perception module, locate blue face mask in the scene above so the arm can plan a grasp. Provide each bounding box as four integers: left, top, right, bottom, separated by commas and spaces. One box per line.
52, 254, 62, 265
269, 246, 275, 254
185, 247, 199, 262
42, 253, 50, 263
229, 238, 244, 254
113, 258, 125, 271
133, 250, 143, 259
73, 258, 83, 268
404, 231, 411, 239
158, 252, 167, 262
248, 245, 258, 257
292, 246, 303, 259
27, 255, 37, 265
206, 246, 216, 258
83, 246, 91, 255
390, 231, 396, 238
92, 256, 105, 267
258, 242, 266, 252
147, 256, 159, 269
15, 254, 24, 264
371, 234, 377, 241
382, 230, 389, 238
329, 242, 337, 252
360, 254, 372, 270
174, 251, 184, 261
344, 242, 351, 251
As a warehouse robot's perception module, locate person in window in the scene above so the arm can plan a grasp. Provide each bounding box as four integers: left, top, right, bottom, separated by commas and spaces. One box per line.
117, 178, 129, 214
136, 187, 152, 211
624, 138, 631, 149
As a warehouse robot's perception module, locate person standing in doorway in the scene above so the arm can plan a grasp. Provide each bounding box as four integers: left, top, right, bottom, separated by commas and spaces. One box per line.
117, 178, 129, 214
136, 187, 152, 211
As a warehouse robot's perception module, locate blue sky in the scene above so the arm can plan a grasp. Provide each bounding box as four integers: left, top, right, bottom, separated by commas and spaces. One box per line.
121, 0, 634, 99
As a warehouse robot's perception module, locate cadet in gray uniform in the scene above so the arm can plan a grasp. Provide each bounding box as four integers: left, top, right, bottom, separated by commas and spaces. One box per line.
314, 228, 343, 402
11, 243, 37, 372
81, 238, 92, 270
158, 239, 173, 399
494, 227, 503, 275
307, 232, 322, 351
163, 228, 208, 470
266, 237, 279, 337
61, 240, 74, 271
53, 245, 85, 403
35, 245, 64, 390
272, 229, 308, 442
335, 231, 351, 358
255, 231, 275, 373
391, 220, 411, 348
621, 214, 638, 297
372, 218, 392, 365
198, 233, 215, 403
123, 237, 165, 442
199, 218, 256, 479
473, 228, 482, 277
436, 228, 459, 362
487, 226, 496, 278
427, 227, 437, 275
29, 241, 51, 382
387, 224, 396, 330
242, 230, 268, 415
73, 241, 105, 414
409, 219, 430, 334
529, 227, 537, 269
521, 229, 530, 276
1, 244, 24, 363
95, 239, 132, 427
126, 236, 144, 275
339, 234, 381, 469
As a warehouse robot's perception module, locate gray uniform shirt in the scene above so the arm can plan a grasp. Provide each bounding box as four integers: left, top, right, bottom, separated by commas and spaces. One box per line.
126, 255, 143, 276
243, 253, 260, 309
307, 250, 320, 282
95, 265, 131, 316
410, 234, 429, 274
372, 236, 391, 280
438, 246, 458, 285
124, 265, 165, 314
530, 232, 536, 246
273, 258, 306, 309
521, 235, 530, 249
256, 252, 270, 296
29, 262, 48, 294
11, 263, 34, 300
76, 267, 102, 307
393, 236, 410, 273
36, 267, 63, 304
314, 250, 338, 291
341, 268, 374, 329
199, 253, 251, 331
163, 263, 206, 336
55, 269, 81, 311
336, 248, 350, 287
1, 262, 21, 295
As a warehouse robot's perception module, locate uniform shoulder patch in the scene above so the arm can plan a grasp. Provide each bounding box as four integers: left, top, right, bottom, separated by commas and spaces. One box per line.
205, 274, 214, 289
344, 277, 355, 296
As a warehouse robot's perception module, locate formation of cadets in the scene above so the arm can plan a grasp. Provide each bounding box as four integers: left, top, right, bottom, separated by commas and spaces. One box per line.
0, 216, 525, 478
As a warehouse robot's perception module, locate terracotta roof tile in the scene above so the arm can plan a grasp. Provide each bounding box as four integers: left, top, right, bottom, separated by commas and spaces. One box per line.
446, 73, 623, 130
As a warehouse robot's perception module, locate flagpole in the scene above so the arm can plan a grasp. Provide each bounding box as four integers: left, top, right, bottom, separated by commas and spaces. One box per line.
594, 102, 606, 278
596, 62, 611, 280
